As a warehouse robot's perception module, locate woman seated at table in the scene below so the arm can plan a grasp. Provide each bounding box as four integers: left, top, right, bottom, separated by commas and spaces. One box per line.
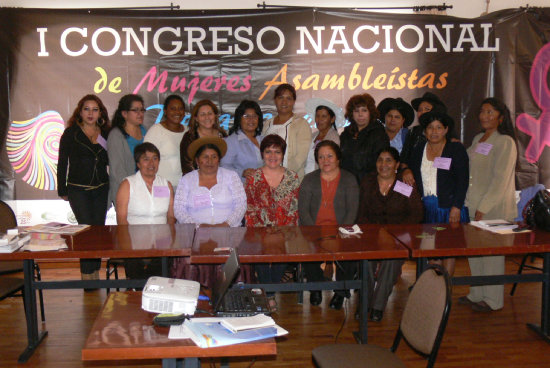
298, 140, 359, 307
245, 134, 300, 288
304, 99, 341, 175
407, 110, 470, 275
221, 100, 264, 183
357, 147, 423, 321
172, 137, 246, 287
115, 142, 175, 279
180, 99, 227, 176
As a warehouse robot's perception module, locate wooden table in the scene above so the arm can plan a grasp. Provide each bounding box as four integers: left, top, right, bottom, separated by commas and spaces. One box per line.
385, 223, 550, 342
190, 224, 410, 343
3, 224, 196, 363
82, 292, 276, 368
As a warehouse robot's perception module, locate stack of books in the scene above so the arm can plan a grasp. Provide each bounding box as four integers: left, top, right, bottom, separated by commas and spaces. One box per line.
168, 314, 287, 348
23, 232, 68, 251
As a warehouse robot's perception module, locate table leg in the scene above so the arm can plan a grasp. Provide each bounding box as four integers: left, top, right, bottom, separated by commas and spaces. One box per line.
416, 257, 428, 279
353, 259, 369, 344
183, 357, 200, 368
162, 256, 169, 277
527, 252, 550, 343
18, 259, 48, 363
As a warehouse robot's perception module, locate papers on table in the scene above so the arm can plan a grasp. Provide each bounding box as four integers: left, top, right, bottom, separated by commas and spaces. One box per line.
220, 314, 276, 333
0, 233, 30, 253
471, 220, 528, 234
26, 222, 90, 235
168, 316, 287, 348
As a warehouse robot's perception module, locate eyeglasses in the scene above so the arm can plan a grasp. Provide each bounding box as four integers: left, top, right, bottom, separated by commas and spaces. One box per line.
128, 108, 146, 113
243, 114, 259, 119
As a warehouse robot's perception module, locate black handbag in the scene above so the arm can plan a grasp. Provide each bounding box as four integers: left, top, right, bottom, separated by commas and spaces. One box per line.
523, 189, 550, 231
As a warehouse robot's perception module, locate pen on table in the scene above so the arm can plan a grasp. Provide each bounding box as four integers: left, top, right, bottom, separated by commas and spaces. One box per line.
198, 295, 210, 301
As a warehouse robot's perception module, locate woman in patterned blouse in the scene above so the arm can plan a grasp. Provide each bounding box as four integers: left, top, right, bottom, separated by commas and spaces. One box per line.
245, 134, 300, 287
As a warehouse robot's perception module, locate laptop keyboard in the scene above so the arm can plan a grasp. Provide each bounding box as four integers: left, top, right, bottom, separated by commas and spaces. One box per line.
225, 290, 248, 310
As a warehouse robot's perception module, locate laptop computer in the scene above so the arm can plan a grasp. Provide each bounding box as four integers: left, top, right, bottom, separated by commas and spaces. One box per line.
211, 249, 270, 317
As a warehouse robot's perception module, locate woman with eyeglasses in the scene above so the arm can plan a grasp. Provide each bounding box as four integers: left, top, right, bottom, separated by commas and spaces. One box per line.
221, 100, 264, 183
107, 94, 148, 208
57, 94, 110, 284
180, 99, 227, 176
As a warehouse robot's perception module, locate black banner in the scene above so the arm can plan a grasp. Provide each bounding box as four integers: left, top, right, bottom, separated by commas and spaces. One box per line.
1, 7, 550, 200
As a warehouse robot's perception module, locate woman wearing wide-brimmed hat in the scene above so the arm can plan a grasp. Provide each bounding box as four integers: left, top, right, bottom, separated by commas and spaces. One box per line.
172, 137, 246, 286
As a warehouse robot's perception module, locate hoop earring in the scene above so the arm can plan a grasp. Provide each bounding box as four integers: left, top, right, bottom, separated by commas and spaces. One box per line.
97, 118, 104, 126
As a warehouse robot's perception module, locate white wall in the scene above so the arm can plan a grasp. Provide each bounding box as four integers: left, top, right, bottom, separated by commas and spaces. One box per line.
2, 0, 548, 19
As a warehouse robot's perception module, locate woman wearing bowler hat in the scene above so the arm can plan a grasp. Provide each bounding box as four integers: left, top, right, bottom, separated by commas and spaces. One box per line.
401, 92, 448, 166
377, 97, 415, 154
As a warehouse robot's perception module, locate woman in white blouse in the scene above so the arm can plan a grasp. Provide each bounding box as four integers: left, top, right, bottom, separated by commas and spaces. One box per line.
115, 142, 175, 279
304, 99, 341, 175
172, 137, 247, 286
144, 95, 186, 188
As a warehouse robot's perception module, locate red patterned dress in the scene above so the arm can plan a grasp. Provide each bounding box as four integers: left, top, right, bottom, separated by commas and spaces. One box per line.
245, 168, 299, 227
245, 167, 300, 286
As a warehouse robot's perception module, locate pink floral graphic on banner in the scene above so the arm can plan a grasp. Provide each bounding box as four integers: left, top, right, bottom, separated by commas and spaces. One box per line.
6, 111, 64, 190
516, 42, 550, 163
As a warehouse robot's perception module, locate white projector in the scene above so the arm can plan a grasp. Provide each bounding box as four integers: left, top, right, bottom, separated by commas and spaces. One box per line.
142, 276, 200, 315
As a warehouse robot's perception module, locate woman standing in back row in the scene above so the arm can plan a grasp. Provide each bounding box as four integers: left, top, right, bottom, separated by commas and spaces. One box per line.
108, 94, 148, 207
461, 98, 517, 312
57, 94, 110, 283
180, 100, 227, 176
144, 95, 186, 189
262, 84, 311, 181
340, 93, 389, 184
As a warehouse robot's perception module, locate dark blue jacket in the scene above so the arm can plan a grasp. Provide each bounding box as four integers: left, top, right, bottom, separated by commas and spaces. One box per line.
408, 140, 469, 209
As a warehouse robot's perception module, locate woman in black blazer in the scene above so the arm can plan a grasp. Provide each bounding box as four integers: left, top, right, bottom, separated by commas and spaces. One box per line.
407, 110, 469, 275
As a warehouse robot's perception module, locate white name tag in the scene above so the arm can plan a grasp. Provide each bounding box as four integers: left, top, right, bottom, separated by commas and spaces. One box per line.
193, 194, 211, 207
153, 186, 170, 198
433, 157, 451, 170
475, 142, 493, 155
393, 180, 413, 197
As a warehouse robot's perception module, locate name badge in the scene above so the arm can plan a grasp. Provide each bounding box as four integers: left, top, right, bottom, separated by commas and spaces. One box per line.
475, 142, 493, 155
153, 186, 170, 198
96, 135, 107, 150
433, 157, 451, 170
193, 194, 211, 207
393, 180, 413, 197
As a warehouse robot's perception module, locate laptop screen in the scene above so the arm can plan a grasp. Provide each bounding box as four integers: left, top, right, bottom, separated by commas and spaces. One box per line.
211, 248, 241, 311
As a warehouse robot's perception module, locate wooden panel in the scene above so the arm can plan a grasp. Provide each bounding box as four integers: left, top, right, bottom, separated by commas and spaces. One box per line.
2, 224, 196, 260
191, 225, 409, 264
386, 223, 550, 258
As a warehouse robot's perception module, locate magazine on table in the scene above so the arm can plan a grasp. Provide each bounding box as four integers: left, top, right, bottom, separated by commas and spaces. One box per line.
25, 222, 91, 235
